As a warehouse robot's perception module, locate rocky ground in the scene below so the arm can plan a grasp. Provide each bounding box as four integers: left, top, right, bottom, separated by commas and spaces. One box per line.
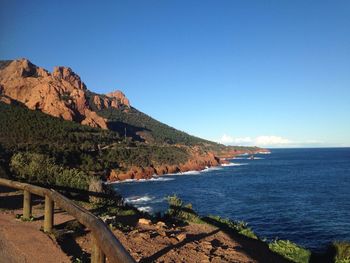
0, 187, 290, 263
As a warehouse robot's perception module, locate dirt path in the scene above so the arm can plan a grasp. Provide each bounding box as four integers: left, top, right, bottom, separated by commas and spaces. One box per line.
0, 187, 71, 263
0, 211, 70, 263
74, 220, 290, 263
0, 187, 290, 263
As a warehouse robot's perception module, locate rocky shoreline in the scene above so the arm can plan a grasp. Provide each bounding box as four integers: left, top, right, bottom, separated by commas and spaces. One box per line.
108, 148, 270, 182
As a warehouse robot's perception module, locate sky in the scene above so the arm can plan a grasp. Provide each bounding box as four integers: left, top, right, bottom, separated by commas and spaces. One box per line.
1, 0, 349, 148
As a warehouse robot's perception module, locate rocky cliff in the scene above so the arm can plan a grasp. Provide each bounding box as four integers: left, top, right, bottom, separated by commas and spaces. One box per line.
108, 146, 268, 181
109, 146, 221, 181
0, 58, 130, 129
0, 58, 267, 182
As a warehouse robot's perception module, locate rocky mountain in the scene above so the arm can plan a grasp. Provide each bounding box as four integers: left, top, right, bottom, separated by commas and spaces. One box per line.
0, 58, 265, 183
0, 59, 211, 146
0, 59, 129, 129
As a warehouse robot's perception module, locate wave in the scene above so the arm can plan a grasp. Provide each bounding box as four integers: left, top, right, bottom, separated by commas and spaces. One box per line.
258, 151, 271, 154
233, 157, 264, 160
221, 162, 248, 167
124, 195, 164, 213
165, 170, 201, 176
125, 195, 165, 204
180, 170, 201, 175
111, 176, 175, 184
125, 195, 153, 204
137, 206, 153, 213
201, 166, 223, 172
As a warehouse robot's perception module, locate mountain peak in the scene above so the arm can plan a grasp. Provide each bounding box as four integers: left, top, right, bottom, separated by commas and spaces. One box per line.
52, 66, 86, 90
106, 90, 130, 107
0, 58, 131, 129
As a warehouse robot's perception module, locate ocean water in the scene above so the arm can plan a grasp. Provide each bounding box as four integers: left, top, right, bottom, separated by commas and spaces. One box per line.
113, 148, 350, 251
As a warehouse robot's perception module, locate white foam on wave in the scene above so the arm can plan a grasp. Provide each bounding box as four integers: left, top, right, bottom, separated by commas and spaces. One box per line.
201, 166, 223, 172
111, 176, 175, 184
233, 157, 264, 160
258, 151, 271, 154
221, 162, 248, 167
124, 195, 166, 213
137, 206, 153, 213
169, 166, 224, 175
180, 170, 201, 175
125, 195, 165, 204
125, 195, 154, 204
166, 170, 201, 176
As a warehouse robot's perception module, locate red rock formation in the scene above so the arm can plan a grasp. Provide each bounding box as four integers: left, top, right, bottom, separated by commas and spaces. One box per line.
91, 91, 129, 111
0, 58, 131, 129
108, 146, 269, 182
108, 148, 221, 182
52, 66, 86, 90
106, 91, 130, 108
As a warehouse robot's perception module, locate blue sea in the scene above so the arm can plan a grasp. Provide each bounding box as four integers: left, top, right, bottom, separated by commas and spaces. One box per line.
113, 148, 350, 251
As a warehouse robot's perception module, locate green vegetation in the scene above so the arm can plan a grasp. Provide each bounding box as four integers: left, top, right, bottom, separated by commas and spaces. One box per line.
0, 101, 120, 152
102, 144, 188, 168
206, 215, 258, 239
166, 194, 203, 224
10, 152, 91, 190
0, 96, 259, 189
334, 241, 350, 263
269, 240, 311, 263
0, 102, 192, 188
95, 105, 215, 146
15, 213, 35, 222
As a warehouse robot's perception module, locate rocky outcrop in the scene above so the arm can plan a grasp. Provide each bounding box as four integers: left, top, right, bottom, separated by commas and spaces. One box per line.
92, 91, 130, 111
108, 146, 270, 182
0, 58, 131, 129
52, 66, 86, 90
106, 91, 130, 108
109, 148, 221, 182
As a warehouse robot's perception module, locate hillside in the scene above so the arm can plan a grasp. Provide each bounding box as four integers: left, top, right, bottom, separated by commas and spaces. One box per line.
0, 102, 192, 182
0, 58, 264, 187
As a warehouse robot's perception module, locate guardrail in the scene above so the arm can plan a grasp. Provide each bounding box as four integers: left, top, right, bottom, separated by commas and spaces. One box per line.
0, 178, 135, 263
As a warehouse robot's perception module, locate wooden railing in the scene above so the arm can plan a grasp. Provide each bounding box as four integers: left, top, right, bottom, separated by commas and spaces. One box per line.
0, 178, 135, 263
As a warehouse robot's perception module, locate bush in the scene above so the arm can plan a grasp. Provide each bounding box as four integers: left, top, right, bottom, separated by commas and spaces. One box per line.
166, 195, 202, 223
268, 240, 311, 263
207, 215, 258, 239
334, 241, 350, 263
10, 152, 90, 189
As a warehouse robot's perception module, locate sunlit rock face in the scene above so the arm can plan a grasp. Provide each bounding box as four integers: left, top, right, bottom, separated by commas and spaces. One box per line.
0, 58, 131, 129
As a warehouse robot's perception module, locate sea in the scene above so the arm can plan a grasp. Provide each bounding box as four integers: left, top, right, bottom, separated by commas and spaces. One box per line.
113, 148, 350, 252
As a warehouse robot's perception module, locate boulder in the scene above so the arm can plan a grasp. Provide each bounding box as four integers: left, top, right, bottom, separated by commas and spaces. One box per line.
138, 218, 152, 225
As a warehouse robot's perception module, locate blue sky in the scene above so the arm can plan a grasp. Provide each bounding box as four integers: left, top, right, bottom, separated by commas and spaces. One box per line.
1, 0, 349, 147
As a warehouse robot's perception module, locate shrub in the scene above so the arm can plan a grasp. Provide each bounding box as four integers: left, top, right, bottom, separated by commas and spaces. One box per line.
334, 241, 350, 263
207, 215, 258, 239
268, 240, 311, 263
166, 195, 202, 223
10, 152, 90, 189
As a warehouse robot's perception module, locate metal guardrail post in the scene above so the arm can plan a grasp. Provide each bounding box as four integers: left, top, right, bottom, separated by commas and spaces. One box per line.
23, 189, 32, 219
44, 195, 54, 232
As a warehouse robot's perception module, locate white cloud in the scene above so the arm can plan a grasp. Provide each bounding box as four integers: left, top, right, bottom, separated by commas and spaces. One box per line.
216, 134, 328, 148
255, 136, 291, 146
217, 134, 292, 147
218, 134, 253, 144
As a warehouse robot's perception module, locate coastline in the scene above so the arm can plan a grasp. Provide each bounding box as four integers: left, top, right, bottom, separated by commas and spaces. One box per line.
108, 148, 270, 183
